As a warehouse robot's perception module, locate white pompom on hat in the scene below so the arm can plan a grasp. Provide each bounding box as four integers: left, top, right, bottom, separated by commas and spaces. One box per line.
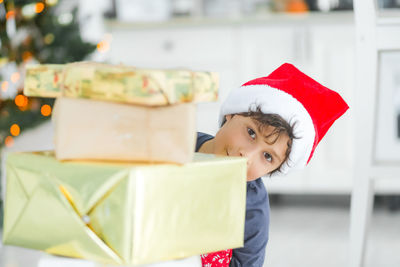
219, 63, 349, 176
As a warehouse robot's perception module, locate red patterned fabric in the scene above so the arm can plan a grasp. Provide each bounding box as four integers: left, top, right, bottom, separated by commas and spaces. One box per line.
200, 249, 232, 267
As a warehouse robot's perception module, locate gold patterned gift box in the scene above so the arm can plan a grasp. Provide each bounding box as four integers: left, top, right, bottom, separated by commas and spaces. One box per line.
52, 97, 196, 164
24, 62, 219, 106
3, 151, 247, 266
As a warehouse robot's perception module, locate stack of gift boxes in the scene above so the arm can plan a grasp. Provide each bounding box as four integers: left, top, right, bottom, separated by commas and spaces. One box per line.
2, 62, 247, 265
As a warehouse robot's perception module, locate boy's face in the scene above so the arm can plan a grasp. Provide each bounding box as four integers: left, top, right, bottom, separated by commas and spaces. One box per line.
214, 115, 289, 181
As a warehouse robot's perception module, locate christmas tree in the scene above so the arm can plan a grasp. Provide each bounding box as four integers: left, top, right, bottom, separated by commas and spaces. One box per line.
0, 0, 96, 226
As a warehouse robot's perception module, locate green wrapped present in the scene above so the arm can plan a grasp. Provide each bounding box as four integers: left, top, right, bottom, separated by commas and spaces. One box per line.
24, 62, 219, 106
3, 151, 246, 265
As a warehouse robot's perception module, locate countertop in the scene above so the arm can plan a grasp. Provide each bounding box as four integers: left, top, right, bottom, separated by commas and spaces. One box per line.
105, 11, 355, 30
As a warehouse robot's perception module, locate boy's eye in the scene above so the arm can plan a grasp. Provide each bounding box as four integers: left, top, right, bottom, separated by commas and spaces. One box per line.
247, 128, 256, 139
264, 152, 272, 163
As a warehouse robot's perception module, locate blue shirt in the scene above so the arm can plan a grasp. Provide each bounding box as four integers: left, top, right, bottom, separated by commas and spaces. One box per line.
196, 132, 270, 267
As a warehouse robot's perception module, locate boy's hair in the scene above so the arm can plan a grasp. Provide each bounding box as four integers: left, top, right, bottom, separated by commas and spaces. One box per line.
221, 105, 298, 177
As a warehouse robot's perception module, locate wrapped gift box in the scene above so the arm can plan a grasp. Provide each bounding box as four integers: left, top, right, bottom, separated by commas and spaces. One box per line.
3, 151, 246, 266
52, 97, 196, 164
24, 62, 219, 106
23, 64, 64, 97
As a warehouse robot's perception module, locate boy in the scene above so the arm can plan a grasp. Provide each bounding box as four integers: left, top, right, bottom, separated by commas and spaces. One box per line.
197, 63, 349, 267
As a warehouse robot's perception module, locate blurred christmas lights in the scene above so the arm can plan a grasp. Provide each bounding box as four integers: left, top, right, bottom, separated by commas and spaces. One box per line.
5, 136, 14, 148
22, 3, 37, 19
22, 51, 33, 61
10, 72, 20, 83
96, 34, 112, 53
1, 81, 9, 92
44, 33, 55, 44
97, 41, 110, 53
58, 13, 73, 25
6, 10, 15, 20
35, 2, 45, 14
41, 104, 51, 116
14, 94, 28, 107
10, 124, 20, 137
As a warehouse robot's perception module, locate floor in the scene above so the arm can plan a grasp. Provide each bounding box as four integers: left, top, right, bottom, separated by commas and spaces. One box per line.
266, 195, 400, 267
1, 195, 399, 267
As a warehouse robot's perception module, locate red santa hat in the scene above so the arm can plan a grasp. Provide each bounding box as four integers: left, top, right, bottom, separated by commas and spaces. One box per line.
219, 63, 349, 176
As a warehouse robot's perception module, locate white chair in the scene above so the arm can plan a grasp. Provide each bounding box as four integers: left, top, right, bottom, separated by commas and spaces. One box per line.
350, 1, 400, 266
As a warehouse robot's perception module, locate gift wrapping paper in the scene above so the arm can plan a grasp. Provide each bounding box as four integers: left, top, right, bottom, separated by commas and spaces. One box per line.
3, 151, 246, 265
52, 97, 196, 164
24, 62, 219, 106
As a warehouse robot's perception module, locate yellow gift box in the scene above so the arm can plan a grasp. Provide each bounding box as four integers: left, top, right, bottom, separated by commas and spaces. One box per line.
52, 97, 196, 164
3, 151, 246, 266
24, 62, 219, 106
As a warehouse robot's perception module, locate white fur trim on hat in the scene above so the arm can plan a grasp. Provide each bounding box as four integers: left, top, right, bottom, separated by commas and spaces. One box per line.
219, 84, 315, 176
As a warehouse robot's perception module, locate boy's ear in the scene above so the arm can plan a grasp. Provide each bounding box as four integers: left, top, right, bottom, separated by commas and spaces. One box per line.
225, 114, 233, 121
